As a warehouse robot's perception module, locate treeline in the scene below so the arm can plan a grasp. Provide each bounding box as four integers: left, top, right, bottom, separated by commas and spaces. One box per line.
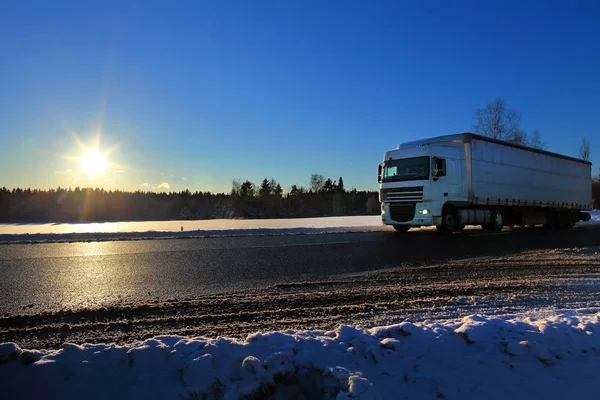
229, 175, 379, 219
0, 175, 380, 222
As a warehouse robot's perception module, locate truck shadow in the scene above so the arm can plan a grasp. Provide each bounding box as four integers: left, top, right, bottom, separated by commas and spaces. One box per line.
376, 225, 599, 267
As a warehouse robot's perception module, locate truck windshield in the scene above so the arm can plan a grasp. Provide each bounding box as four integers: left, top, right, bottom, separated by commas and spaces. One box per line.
383, 156, 430, 182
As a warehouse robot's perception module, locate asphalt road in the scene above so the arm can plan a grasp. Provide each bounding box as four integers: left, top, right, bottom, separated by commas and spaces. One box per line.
1, 225, 600, 317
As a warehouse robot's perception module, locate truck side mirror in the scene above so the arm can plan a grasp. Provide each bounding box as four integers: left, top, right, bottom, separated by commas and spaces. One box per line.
377, 164, 382, 183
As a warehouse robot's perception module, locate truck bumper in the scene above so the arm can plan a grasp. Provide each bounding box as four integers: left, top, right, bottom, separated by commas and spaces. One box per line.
381, 202, 442, 227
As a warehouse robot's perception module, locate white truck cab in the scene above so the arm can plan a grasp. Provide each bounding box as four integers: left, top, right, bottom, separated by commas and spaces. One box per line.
378, 133, 592, 233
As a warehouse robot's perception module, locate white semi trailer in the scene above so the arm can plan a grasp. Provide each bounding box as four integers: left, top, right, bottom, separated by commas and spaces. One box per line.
378, 133, 592, 233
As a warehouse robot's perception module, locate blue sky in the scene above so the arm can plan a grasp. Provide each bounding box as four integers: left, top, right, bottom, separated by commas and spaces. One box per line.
1, 0, 598, 193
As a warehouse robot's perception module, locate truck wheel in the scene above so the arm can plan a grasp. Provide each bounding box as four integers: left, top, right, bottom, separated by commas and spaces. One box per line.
393, 225, 410, 233
569, 220, 577, 229
436, 207, 459, 234
482, 211, 503, 231
568, 212, 577, 228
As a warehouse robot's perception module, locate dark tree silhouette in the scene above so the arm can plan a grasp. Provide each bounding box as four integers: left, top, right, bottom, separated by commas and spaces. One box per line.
579, 137, 591, 161
0, 174, 381, 222
338, 177, 345, 192
240, 181, 255, 198
474, 98, 521, 141
323, 178, 334, 193
473, 98, 547, 148
259, 178, 271, 197
310, 174, 325, 192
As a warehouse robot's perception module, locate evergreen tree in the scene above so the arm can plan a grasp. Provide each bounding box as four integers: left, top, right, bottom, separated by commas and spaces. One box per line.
259, 178, 271, 197
240, 181, 255, 198
338, 177, 344, 192
269, 178, 278, 194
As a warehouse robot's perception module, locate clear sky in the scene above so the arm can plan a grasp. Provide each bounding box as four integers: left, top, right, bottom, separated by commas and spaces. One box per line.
1, 0, 599, 193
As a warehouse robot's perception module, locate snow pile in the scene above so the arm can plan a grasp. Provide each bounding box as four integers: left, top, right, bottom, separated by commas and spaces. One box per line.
2, 312, 600, 399
579, 210, 600, 226
0, 216, 388, 243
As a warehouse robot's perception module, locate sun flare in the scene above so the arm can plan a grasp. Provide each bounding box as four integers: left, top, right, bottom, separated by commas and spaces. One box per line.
78, 148, 108, 179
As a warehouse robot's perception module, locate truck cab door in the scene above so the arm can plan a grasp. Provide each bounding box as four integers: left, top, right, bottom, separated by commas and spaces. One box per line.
433, 157, 461, 200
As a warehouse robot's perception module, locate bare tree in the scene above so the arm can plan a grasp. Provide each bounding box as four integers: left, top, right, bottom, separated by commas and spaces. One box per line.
310, 174, 325, 193
507, 129, 528, 146
579, 137, 591, 161
529, 129, 546, 149
231, 179, 241, 196
474, 98, 522, 141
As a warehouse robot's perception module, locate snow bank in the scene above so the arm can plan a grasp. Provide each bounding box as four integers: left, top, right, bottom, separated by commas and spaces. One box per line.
2, 312, 600, 399
0, 216, 388, 243
579, 210, 600, 226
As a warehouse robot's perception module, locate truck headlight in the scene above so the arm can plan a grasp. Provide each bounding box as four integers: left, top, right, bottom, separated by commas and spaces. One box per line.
419, 209, 429, 215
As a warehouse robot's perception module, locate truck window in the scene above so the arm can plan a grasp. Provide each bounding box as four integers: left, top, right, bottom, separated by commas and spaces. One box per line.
382, 156, 430, 182
433, 157, 446, 177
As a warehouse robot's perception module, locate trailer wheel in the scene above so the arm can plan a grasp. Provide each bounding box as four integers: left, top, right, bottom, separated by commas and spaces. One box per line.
437, 207, 459, 234
554, 212, 571, 230
393, 225, 410, 233
482, 211, 504, 231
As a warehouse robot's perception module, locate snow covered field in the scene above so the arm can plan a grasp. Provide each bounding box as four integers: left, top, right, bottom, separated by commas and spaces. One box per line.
0, 210, 597, 243
1, 311, 599, 399
0, 216, 389, 242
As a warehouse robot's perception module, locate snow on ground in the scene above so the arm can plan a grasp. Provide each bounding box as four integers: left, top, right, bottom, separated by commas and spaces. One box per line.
1, 311, 600, 400
579, 210, 600, 226
0, 210, 597, 243
0, 216, 389, 243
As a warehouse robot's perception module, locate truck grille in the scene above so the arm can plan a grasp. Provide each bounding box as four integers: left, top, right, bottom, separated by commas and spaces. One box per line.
389, 203, 416, 222
382, 186, 424, 203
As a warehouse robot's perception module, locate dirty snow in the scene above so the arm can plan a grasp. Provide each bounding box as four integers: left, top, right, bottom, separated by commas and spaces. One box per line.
1, 311, 599, 399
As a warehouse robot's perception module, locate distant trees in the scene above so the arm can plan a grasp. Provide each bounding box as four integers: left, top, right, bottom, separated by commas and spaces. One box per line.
0, 177, 380, 223
323, 178, 334, 193
310, 174, 325, 193
259, 179, 271, 197
473, 98, 544, 149
223, 174, 379, 219
257, 178, 283, 197
239, 181, 255, 198
0, 187, 234, 222
289, 185, 306, 196
231, 179, 241, 196
579, 137, 591, 161
474, 98, 522, 142
529, 129, 545, 150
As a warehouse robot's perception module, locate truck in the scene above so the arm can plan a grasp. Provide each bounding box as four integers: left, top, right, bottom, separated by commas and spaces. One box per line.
378, 132, 592, 233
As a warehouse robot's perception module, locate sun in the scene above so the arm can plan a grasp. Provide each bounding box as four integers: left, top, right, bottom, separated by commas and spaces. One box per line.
78, 148, 108, 179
